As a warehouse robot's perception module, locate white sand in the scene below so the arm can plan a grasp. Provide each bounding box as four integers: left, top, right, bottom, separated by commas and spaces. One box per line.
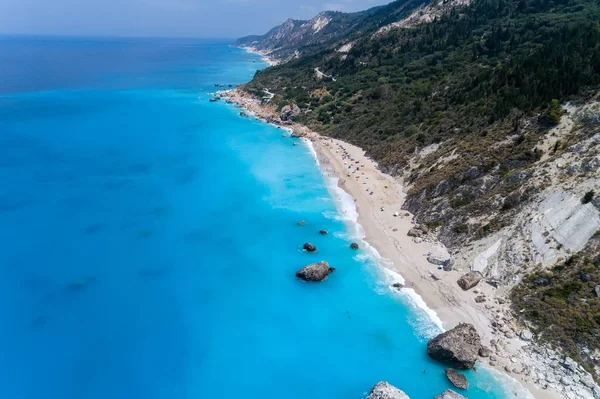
222, 89, 562, 399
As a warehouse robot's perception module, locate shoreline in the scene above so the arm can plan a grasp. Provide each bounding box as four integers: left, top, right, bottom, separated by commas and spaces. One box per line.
219, 88, 563, 399
238, 46, 278, 67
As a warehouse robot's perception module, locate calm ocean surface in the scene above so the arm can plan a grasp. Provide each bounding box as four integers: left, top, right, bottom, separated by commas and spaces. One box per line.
0, 36, 520, 399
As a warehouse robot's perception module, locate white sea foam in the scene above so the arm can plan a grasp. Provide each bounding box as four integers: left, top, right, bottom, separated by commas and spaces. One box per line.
299, 137, 445, 337
298, 137, 533, 398
482, 365, 536, 399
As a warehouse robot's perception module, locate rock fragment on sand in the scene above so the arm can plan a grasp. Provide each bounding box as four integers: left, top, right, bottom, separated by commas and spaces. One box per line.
475, 295, 486, 303
303, 243, 317, 252
434, 390, 466, 399
295, 261, 334, 282
457, 272, 483, 291
407, 226, 426, 237
478, 346, 491, 357
427, 253, 449, 266
427, 323, 481, 369
520, 330, 533, 341
366, 381, 410, 399
350, 242, 359, 250
445, 368, 469, 390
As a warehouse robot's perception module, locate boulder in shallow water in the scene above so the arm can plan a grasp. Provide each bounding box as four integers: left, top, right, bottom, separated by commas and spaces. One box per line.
457, 272, 483, 291
434, 390, 466, 399
445, 368, 469, 390
303, 243, 317, 252
350, 242, 359, 250
295, 261, 333, 282
366, 382, 410, 399
392, 282, 404, 290
319, 230, 328, 235
427, 323, 481, 369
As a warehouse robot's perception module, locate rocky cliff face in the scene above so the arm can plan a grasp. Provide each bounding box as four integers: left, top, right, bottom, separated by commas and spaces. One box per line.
234, 0, 427, 62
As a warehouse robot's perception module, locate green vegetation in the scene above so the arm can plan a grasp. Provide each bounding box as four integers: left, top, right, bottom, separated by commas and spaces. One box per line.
583, 190, 596, 204
542, 99, 565, 125
511, 245, 600, 376
246, 0, 600, 178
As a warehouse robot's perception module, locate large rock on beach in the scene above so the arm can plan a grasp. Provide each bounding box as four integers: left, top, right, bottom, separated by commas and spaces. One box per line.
303, 243, 317, 252
434, 390, 466, 399
295, 261, 334, 282
280, 103, 301, 121
427, 323, 481, 369
457, 272, 483, 291
366, 382, 410, 399
407, 226, 426, 237
445, 368, 469, 390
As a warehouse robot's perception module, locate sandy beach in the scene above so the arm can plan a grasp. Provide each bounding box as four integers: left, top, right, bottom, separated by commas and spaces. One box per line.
221, 88, 564, 399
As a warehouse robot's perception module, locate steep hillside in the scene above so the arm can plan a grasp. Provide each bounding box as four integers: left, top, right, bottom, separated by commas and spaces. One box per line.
235, 0, 600, 390
233, 0, 427, 61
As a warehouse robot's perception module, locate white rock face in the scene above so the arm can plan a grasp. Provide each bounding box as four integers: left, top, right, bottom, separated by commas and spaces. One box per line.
311, 16, 330, 33
472, 238, 502, 273
530, 190, 600, 265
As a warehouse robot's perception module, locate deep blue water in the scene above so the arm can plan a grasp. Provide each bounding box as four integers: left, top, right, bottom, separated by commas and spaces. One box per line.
0, 37, 519, 399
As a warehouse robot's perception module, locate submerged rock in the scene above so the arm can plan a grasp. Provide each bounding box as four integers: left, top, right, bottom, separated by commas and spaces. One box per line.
350, 242, 359, 250
303, 243, 317, 252
319, 230, 328, 235
295, 261, 333, 282
457, 272, 483, 291
445, 368, 469, 390
366, 382, 410, 399
434, 390, 466, 399
427, 323, 481, 369
392, 282, 404, 290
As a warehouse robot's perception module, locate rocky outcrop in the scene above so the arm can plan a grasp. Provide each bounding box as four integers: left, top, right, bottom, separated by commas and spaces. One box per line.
445, 368, 469, 390
434, 390, 466, 399
427, 254, 455, 271
303, 243, 317, 252
295, 261, 334, 281
366, 382, 410, 399
280, 103, 301, 121
407, 224, 429, 237
427, 323, 481, 369
478, 346, 491, 357
457, 272, 483, 291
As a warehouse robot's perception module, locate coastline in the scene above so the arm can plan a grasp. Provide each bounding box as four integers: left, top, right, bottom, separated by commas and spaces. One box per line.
220, 88, 563, 399
238, 46, 279, 67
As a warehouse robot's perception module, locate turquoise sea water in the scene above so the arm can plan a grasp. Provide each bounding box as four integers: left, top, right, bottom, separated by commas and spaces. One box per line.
0, 37, 521, 399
